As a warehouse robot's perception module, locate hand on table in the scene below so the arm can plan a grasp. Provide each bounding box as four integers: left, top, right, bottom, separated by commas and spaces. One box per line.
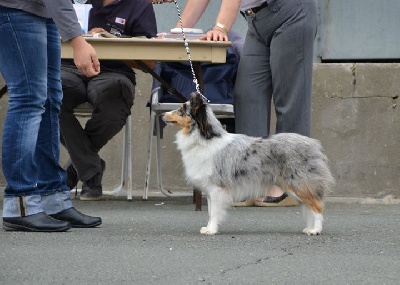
200, 28, 228, 42
69, 36, 100, 77
88, 27, 106, 34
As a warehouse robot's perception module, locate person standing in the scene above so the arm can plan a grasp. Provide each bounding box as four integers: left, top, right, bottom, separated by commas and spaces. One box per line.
0, 0, 102, 231
154, 0, 317, 207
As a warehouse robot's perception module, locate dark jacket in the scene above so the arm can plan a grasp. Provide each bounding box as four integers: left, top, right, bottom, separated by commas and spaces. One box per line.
63, 0, 158, 84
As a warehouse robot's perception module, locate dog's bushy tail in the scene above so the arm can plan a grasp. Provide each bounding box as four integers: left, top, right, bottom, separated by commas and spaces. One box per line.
305, 147, 335, 199
270, 133, 334, 211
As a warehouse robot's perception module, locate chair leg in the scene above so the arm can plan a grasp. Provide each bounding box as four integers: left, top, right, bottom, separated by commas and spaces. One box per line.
155, 114, 165, 193
108, 116, 132, 200
125, 116, 132, 200
155, 114, 192, 198
154, 114, 196, 201
143, 109, 199, 208
143, 111, 156, 200
194, 189, 202, 211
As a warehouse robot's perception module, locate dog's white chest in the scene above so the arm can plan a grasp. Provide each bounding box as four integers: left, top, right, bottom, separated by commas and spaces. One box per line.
179, 140, 226, 182
175, 131, 234, 186
181, 148, 214, 181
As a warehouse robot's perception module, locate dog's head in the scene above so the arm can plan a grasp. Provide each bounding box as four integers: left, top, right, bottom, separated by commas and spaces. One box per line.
163, 92, 222, 139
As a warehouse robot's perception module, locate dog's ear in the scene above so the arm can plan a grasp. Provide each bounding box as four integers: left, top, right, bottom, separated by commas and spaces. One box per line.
188, 92, 217, 139
189, 92, 205, 114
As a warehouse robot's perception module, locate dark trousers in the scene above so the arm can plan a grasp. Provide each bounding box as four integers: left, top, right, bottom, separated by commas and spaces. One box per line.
235, 0, 317, 137
60, 66, 135, 181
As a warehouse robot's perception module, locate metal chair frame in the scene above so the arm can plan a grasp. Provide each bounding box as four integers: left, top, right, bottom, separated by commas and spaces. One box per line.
143, 87, 234, 201
73, 102, 133, 200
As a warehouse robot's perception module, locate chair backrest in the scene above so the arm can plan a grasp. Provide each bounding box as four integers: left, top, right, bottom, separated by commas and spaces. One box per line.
153, 30, 243, 104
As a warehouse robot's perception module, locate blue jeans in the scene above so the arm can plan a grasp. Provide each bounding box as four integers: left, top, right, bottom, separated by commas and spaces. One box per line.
0, 7, 72, 217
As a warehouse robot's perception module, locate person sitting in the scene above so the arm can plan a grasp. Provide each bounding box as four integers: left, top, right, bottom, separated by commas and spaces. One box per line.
60, 0, 157, 200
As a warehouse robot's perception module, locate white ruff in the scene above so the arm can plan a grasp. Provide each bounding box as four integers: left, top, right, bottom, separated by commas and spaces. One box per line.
175, 130, 234, 189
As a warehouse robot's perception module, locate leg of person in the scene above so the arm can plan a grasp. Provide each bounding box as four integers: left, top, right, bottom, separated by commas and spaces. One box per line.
37, 19, 101, 227
271, 0, 317, 136
79, 72, 135, 200
0, 8, 69, 231
234, 17, 272, 138
59, 65, 87, 190
232, 10, 273, 207
59, 66, 101, 190
254, 0, 317, 207
86, 72, 135, 150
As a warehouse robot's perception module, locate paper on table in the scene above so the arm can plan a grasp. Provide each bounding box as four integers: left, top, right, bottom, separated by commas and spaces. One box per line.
73, 4, 92, 34
170, 28, 204, 34
92, 31, 118, 38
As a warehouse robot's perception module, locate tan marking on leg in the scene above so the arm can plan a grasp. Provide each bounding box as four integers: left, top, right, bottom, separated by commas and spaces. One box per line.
284, 183, 324, 214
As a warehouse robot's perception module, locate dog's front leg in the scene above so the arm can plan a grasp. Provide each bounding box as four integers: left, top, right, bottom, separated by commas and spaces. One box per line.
202, 194, 212, 228
200, 191, 218, 235
200, 187, 231, 235
200, 194, 213, 235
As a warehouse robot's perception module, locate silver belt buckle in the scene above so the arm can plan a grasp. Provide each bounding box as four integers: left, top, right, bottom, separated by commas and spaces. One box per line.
244, 8, 255, 16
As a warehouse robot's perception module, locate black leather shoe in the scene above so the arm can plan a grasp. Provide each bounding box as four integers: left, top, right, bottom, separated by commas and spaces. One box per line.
80, 159, 106, 201
50, 207, 102, 228
3, 212, 71, 232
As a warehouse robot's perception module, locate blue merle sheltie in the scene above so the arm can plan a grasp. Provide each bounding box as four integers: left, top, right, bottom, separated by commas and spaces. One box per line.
163, 92, 334, 236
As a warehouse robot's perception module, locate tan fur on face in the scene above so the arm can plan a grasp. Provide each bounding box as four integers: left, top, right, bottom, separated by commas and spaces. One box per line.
164, 111, 192, 135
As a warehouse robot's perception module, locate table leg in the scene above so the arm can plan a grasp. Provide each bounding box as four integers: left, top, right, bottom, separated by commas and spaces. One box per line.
193, 189, 202, 211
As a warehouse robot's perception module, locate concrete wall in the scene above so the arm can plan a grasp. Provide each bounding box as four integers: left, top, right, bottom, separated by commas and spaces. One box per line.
312, 64, 400, 199
1, 63, 399, 199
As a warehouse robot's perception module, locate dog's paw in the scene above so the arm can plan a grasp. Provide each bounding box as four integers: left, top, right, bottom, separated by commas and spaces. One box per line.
303, 227, 321, 236
200, 226, 217, 235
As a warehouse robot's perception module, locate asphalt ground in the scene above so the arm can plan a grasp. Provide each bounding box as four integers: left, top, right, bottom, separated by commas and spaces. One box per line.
0, 196, 399, 284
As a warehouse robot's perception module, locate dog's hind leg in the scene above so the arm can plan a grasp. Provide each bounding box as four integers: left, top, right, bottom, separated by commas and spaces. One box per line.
284, 184, 324, 235
200, 187, 232, 235
302, 204, 315, 230
301, 204, 323, 235
300, 196, 323, 235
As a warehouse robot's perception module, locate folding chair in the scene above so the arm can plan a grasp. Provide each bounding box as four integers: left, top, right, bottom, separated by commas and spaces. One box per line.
143, 31, 242, 209
143, 86, 234, 205
73, 102, 133, 200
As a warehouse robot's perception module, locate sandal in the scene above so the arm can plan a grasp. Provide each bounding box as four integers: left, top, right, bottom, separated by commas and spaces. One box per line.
254, 193, 299, 207
232, 198, 255, 207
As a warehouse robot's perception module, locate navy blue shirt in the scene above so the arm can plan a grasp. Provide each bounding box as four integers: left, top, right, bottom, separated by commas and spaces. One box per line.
64, 0, 158, 84
89, 0, 157, 38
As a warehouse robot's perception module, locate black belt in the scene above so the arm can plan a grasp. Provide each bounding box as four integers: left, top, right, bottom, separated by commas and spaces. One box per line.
241, 2, 269, 17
